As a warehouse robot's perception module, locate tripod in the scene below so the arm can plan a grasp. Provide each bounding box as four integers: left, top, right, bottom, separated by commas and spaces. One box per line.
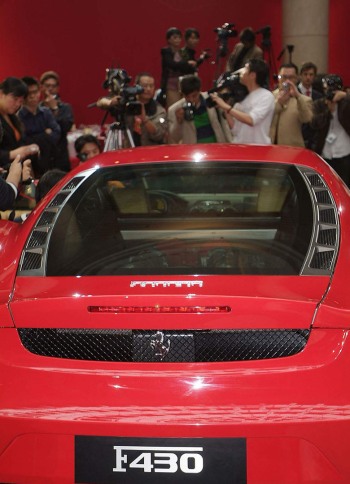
103, 111, 135, 152
261, 35, 278, 88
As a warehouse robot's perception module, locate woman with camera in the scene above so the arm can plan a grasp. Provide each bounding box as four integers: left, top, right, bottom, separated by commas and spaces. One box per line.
0, 77, 39, 169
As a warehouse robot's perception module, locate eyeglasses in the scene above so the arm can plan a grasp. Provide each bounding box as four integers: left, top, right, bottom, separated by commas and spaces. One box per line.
140, 83, 155, 89
43, 83, 58, 88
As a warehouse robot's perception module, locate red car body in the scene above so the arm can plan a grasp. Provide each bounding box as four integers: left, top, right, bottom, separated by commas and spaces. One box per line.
1, 144, 350, 483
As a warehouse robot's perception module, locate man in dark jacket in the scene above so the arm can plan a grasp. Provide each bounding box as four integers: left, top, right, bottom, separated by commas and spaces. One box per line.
18, 77, 61, 177
311, 74, 350, 186
40, 71, 74, 172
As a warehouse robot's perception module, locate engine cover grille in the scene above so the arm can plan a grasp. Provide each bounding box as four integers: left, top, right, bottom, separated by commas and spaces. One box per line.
18, 328, 309, 362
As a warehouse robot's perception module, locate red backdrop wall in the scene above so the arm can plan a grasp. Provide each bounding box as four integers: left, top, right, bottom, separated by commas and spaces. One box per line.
0, 0, 347, 127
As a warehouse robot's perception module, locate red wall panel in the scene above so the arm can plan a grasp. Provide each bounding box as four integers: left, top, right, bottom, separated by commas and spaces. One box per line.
7, 0, 340, 127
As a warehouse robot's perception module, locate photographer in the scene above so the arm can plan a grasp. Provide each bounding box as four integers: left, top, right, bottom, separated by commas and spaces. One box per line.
130, 72, 167, 146
0, 77, 40, 168
311, 74, 350, 186
270, 63, 313, 147
211, 59, 274, 144
97, 72, 167, 147
167, 74, 232, 144
181, 28, 210, 71
74, 134, 101, 162
0, 154, 32, 211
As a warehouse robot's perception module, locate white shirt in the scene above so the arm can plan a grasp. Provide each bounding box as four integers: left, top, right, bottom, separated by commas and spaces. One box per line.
322, 104, 350, 159
232, 87, 275, 144
298, 83, 312, 97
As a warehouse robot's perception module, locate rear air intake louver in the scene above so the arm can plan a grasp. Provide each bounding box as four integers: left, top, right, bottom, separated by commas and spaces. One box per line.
18, 328, 310, 362
18, 175, 90, 275
299, 169, 339, 275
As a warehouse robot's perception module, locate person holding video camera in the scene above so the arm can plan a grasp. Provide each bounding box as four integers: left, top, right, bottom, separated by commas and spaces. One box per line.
311, 74, 350, 185
210, 58, 274, 144
96, 71, 167, 147
167, 74, 232, 144
130, 72, 167, 146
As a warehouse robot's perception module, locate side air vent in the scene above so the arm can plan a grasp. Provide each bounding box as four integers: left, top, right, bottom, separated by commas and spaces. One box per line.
27, 229, 50, 248
21, 251, 43, 271
48, 192, 70, 207
309, 250, 334, 270
36, 209, 58, 226
307, 174, 325, 187
315, 190, 332, 205
299, 169, 339, 275
18, 174, 92, 276
63, 177, 85, 190
319, 208, 336, 225
317, 227, 337, 246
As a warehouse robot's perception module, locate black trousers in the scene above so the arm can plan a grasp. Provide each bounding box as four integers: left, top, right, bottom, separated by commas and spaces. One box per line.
324, 154, 350, 187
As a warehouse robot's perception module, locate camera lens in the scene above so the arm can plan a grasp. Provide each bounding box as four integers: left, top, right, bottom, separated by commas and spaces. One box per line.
183, 102, 195, 121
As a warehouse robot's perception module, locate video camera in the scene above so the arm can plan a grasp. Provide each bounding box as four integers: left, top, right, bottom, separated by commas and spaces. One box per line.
323, 74, 343, 101
206, 71, 248, 108
214, 23, 238, 41
214, 23, 238, 58
103, 67, 143, 116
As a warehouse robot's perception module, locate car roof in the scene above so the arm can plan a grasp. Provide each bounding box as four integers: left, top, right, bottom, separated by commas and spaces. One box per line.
74, 143, 325, 171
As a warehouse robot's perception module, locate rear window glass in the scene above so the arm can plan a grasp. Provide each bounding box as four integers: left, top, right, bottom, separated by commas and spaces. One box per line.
46, 162, 313, 276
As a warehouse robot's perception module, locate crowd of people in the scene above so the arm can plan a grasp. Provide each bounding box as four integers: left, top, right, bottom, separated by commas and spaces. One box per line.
0, 25, 350, 215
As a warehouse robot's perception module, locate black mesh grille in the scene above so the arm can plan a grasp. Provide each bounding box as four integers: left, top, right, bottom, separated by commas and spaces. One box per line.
310, 250, 334, 269
36, 210, 57, 226
319, 208, 336, 225
27, 230, 49, 248
307, 174, 325, 187
21, 252, 42, 271
317, 228, 337, 246
49, 192, 70, 207
63, 177, 84, 190
18, 328, 310, 362
315, 190, 332, 205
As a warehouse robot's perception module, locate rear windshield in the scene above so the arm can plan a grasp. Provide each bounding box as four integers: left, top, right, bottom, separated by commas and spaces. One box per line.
46, 162, 314, 276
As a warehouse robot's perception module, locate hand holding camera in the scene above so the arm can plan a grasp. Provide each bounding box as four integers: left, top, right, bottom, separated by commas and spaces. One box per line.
209, 92, 230, 111
6, 155, 33, 188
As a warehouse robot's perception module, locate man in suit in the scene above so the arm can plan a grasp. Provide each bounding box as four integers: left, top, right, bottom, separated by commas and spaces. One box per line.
298, 62, 323, 100
270, 63, 313, 147
298, 61, 324, 149
40, 71, 75, 172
